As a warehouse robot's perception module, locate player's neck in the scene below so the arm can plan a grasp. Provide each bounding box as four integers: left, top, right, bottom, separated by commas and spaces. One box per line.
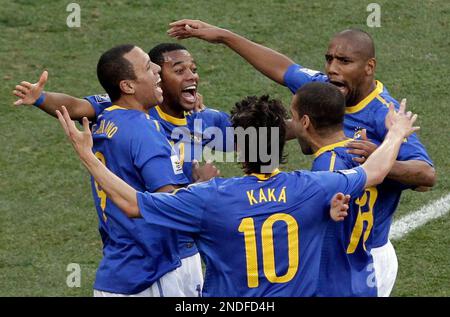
310, 130, 349, 154
114, 96, 148, 112
159, 102, 185, 118
348, 79, 377, 107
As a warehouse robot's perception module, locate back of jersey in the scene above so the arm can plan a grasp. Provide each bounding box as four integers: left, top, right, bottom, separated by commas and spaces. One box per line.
312, 146, 377, 296
91, 106, 187, 294
196, 169, 366, 296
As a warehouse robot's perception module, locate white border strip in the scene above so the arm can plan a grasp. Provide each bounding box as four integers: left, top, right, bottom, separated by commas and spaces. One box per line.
390, 193, 450, 240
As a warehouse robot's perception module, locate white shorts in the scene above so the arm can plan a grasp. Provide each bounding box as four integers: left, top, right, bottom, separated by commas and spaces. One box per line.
371, 239, 398, 297
93, 267, 185, 297
178, 253, 204, 297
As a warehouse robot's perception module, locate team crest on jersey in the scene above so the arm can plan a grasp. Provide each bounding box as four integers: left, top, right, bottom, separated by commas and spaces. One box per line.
94, 94, 111, 103
299, 67, 320, 76
353, 128, 364, 139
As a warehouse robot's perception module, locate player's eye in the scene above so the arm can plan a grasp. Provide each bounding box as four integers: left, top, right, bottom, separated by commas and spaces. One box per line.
192, 67, 198, 74
325, 55, 332, 62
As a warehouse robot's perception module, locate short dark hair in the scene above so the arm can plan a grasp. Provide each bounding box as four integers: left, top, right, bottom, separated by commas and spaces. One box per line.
148, 43, 188, 67
97, 44, 137, 102
230, 95, 288, 174
293, 82, 345, 136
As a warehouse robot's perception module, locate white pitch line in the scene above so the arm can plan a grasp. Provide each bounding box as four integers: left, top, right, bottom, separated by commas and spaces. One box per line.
390, 193, 450, 241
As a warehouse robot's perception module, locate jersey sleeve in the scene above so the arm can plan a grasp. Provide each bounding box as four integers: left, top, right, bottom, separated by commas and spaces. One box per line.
137, 181, 213, 233
373, 102, 433, 166
313, 166, 367, 203
131, 116, 189, 192
283, 63, 329, 94
84, 94, 113, 119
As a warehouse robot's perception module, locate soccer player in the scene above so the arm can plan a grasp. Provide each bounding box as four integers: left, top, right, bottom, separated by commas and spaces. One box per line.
20, 43, 207, 297
56, 88, 419, 296
290, 82, 379, 296
167, 20, 436, 296
12, 43, 228, 296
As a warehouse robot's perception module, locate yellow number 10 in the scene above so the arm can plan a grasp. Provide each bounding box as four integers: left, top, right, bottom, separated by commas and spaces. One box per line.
238, 213, 299, 288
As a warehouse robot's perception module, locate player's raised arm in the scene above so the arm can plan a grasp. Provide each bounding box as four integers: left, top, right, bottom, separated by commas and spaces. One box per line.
13, 71, 96, 120
168, 19, 294, 85
361, 99, 420, 188
56, 106, 140, 216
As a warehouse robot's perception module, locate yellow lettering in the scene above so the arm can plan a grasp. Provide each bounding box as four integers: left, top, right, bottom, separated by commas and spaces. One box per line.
267, 188, 277, 202
247, 190, 258, 206
259, 188, 268, 203
278, 187, 287, 203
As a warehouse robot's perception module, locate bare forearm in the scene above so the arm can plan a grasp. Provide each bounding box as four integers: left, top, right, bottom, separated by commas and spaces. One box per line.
40, 92, 96, 120
81, 152, 140, 217
362, 131, 404, 187
219, 29, 294, 85
387, 160, 436, 187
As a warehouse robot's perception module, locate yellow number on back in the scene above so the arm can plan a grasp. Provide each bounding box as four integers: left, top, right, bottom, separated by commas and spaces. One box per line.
94, 151, 107, 222
239, 213, 299, 288
347, 187, 377, 254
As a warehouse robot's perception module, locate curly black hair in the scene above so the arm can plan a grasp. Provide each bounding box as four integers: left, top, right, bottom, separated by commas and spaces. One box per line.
230, 95, 288, 174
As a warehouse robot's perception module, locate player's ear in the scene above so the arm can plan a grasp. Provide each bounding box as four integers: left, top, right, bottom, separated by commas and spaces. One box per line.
119, 80, 135, 95
366, 58, 376, 76
301, 114, 311, 129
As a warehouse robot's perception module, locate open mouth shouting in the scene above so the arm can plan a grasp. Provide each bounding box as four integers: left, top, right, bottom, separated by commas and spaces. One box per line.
181, 84, 197, 104
329, 79, 348, 96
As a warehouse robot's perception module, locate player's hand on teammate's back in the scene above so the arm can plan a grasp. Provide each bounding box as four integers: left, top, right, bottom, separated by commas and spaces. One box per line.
56, 106, 93, 160
385, 99, 420, 138
168, 19, 224, 43
330, 193, 350, 222
192, 159, 220, 182
13, 71, 48, 106
346, 129, 378, 164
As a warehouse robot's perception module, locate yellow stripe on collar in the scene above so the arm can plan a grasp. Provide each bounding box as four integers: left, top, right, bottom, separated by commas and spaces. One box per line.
155, 105, 187, 126
345, 81, 384, 114
314, 139, 353, 158
105, 105, 127, 111
248, 168, 281, 181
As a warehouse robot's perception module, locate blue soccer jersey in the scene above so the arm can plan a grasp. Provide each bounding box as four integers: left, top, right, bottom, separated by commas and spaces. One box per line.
283, 64, 433, 247
312, 140, 377, 297
135, 167, 367, 297
90, 105, 188, 294
85, 95, 232, 259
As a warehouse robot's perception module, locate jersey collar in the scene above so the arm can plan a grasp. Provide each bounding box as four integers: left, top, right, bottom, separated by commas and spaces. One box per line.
105, 105, 128, 111
247, 168, 281, 181
313, 138, 353, 158
155, 105, 187, 126
345, 81, 384, 114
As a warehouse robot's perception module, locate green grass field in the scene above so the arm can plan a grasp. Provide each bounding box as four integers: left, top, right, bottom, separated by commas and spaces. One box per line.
0, 0, 448, 296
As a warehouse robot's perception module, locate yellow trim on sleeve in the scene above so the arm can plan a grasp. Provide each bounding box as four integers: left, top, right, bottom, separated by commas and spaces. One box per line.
345, 81, 384, 114
155, 105, 187, 126
313, 139, 353, 158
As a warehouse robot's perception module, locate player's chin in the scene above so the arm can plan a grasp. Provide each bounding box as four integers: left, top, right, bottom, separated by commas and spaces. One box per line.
179, 100, 196, 112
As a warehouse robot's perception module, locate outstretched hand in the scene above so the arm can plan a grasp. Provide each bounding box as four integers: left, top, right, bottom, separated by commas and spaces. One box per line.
385, 98, 420, 138
56, 106, 93, 160
13, 70, 48, 106
167, 19, 224, 43
330, 193, 351, 222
